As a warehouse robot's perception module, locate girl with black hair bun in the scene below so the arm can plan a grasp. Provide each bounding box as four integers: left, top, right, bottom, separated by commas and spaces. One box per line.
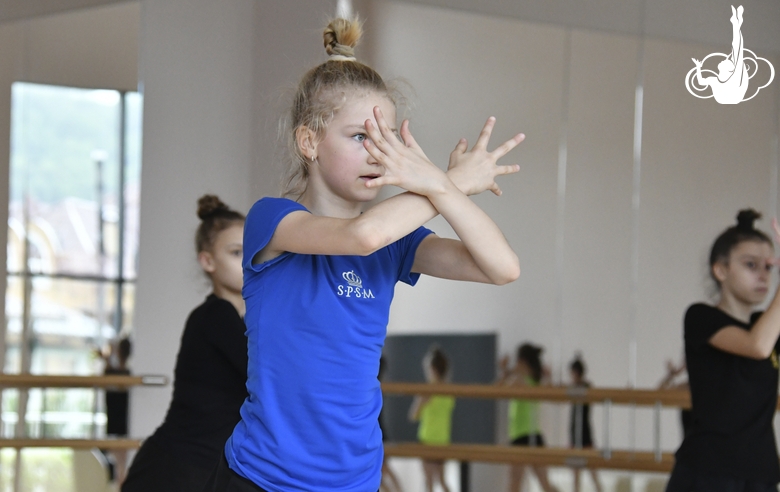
122, 195, 247, 492
498, 343, 558, 492
666, 209, 780, 492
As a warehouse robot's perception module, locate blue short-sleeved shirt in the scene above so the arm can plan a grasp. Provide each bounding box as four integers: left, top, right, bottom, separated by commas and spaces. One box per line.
226, 197, 433, 492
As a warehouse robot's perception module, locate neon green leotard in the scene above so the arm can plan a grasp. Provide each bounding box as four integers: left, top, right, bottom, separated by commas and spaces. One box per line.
508, 376, 540, 440
418, 395, 456, 445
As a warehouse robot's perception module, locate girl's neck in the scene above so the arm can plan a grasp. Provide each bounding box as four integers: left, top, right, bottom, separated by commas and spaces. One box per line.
299, 189, 364, 218
213, 284, 246, 317
716, 291, 753, 324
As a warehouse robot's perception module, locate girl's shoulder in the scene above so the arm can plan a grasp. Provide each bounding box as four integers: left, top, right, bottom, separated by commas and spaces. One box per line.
187, 295, 242, 329
684, 303, 724, 326
247, 196, 308, 219
684, 302, 742, 325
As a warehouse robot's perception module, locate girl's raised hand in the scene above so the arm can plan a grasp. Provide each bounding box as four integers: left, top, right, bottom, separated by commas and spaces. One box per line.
363, 106, 450, 196
770, 218, 780, 268
446, 117, 524, 196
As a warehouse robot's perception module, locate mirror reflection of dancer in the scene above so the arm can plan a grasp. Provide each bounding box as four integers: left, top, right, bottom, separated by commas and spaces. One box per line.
692, 6, 748, 104
409, 347, 455, 492
568, 356, 602, 492
207, 16, 523, 492
665, 210, 780, 492
499, 344, 559, 492
95, 337, 132, 484
657, 358, 692, 439
122, 196, 248, 492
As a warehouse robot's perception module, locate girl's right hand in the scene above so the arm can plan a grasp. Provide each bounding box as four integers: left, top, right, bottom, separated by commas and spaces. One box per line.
362, 106, 452, 197
770, 218, 780, 270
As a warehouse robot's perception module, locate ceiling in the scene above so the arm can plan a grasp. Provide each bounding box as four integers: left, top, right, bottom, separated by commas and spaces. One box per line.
1, 0, 778, 52
0, 0, 130, 24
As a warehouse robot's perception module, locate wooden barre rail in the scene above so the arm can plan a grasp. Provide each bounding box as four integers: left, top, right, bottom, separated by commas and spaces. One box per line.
384, 443, 674, 473
0, 439, 142, 450
382, 382, 694, 408
0, 374, 168, 389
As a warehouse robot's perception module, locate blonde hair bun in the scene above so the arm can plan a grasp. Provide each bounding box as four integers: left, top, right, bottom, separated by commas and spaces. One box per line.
323, 17, 363, 58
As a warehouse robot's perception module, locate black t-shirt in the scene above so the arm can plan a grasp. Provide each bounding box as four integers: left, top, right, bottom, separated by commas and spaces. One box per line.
675, 303, 780, 483
151, 295, 249, 468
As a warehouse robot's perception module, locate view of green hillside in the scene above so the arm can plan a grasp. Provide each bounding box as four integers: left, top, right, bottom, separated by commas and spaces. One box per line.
9, 83, 142, 204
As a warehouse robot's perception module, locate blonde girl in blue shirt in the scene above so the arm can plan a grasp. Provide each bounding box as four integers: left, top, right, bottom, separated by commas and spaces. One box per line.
210, 16, 524, 492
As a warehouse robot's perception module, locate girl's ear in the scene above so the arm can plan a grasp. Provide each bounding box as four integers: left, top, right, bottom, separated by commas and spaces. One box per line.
198, 251, 216, 274
712, 261, 729, 283
295, 125, 318, 161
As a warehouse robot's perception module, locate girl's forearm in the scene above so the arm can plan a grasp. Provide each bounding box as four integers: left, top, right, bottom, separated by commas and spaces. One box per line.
353, 169, 483, 254
428, 181, 520, 285
750, 288, 780, 357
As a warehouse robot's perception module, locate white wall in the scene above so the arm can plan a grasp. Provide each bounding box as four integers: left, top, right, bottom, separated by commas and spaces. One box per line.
129, 0, 258, 437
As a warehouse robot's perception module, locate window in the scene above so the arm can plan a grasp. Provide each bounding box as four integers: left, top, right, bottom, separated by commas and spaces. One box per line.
2, 82, 142, 490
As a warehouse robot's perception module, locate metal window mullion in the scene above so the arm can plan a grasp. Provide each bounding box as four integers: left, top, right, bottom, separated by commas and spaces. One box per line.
115, 91, 127, 337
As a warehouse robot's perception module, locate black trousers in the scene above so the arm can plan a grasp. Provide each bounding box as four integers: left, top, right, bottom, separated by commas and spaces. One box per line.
121, 437, 215, 492
666, 462, 777, 492
203, 452, 267, 492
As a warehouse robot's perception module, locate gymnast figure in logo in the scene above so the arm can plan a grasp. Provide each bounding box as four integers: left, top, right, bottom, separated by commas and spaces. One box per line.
691, 6, 747, 104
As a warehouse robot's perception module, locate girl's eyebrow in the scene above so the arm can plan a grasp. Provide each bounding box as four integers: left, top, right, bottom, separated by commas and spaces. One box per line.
346, 124, 398, 133
736, 254, 765, 261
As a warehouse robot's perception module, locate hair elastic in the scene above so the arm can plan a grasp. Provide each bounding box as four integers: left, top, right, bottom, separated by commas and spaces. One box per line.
329, 54, 356, 62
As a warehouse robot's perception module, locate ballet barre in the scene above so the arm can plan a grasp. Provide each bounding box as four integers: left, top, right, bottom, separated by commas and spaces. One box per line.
383, 443, 675, 473
0, 374, 168, 389
0, 439, 142, 450
381, 382, 691, 408
382, 382, 694, 475
0, 374, 167, 450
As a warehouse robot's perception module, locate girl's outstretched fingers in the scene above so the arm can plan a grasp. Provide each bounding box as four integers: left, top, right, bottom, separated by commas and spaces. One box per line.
399, 119, 432, 162
492, 133, 525, 160
474, 116, 497, 150
453, 137, 468, 155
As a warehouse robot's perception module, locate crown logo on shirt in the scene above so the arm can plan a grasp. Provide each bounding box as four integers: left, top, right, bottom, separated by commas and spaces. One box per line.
342, 270, 362, 288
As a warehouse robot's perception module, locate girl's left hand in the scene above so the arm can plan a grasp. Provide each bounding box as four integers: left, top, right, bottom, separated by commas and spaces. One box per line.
363, 107, 451, 197
447, 117, 524, 196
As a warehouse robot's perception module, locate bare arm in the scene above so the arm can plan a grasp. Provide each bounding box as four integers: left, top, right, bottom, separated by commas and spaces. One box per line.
408, 396, 429, 422
364, 108, 521, 285
256, 117, 522, 267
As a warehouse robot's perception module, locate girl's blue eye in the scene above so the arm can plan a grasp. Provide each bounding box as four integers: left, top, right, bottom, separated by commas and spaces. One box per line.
353, 133, 366, 143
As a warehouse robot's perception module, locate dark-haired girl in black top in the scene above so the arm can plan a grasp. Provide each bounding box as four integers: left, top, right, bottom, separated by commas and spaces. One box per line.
666, 210, 780, 492
122, 196, 248, 492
